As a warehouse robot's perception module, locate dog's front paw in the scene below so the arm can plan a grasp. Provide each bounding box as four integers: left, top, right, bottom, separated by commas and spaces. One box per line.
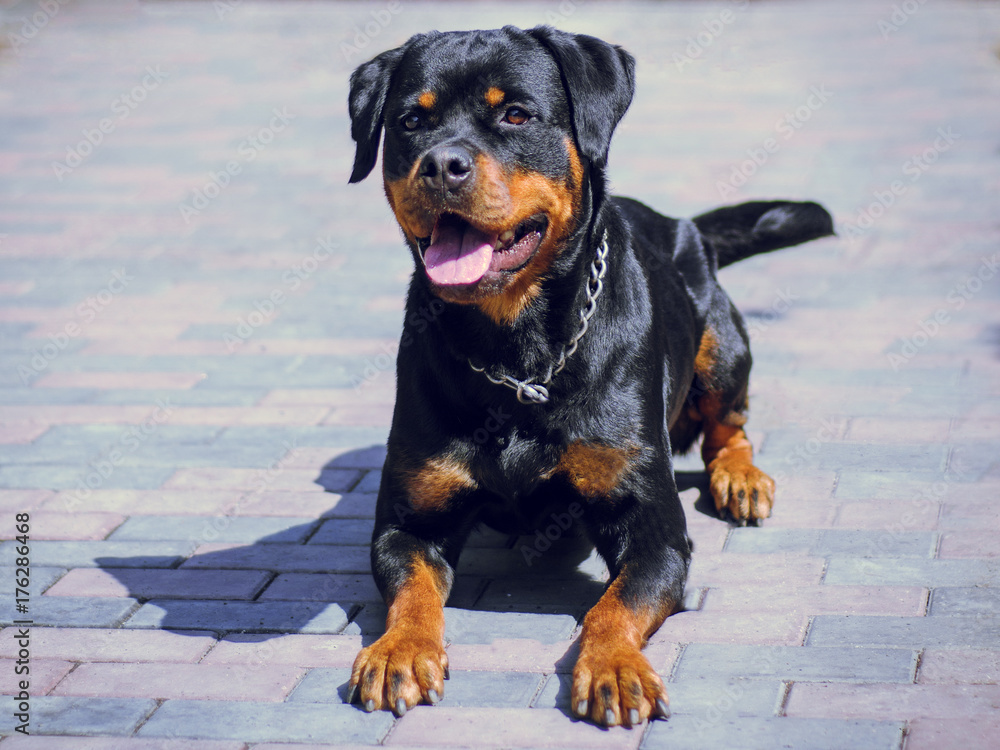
708, 454, 775, 524
572, 645, 671, 727
347, 628, 448, 715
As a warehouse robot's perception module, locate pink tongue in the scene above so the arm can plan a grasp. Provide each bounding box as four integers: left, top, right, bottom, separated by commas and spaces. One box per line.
424, 218, 497, 286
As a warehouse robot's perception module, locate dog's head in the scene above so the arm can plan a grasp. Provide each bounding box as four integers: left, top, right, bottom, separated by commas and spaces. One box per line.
348, 26, 634, 325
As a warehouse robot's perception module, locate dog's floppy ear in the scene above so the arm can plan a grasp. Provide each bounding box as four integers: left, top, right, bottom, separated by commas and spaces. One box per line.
527, 26, 635, 170
348, 46, 406, 184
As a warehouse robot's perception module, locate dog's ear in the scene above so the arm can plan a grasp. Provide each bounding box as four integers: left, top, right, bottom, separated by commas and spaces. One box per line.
527, 26, 635, 170
348, 46, 406, 184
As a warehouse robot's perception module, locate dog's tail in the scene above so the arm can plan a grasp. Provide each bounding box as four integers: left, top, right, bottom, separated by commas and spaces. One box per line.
693, 200, 834, 269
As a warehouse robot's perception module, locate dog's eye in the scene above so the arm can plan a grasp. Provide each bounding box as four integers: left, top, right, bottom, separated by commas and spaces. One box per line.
503, 107, 531, 126
402, 114, 422, 131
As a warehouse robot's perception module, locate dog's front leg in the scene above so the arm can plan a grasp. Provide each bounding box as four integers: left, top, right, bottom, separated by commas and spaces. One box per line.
347, 523, 453, 716
572, 476, 689, 727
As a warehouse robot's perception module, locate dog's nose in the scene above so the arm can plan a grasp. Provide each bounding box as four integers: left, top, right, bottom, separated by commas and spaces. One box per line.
419, 146, 474, 193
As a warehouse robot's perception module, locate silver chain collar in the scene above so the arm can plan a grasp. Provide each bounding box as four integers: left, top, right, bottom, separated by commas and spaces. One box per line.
468, 232, 609, 405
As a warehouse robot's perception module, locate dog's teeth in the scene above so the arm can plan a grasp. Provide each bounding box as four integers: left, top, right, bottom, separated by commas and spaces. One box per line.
500, 229, 515, 244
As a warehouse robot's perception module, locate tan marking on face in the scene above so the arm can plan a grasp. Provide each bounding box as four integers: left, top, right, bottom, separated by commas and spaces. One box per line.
383, 139, 585, 326
485, 87, 505, 107
418, 91, 436, 110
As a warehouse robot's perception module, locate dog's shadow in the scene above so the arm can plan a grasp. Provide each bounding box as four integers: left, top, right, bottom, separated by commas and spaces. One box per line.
97, 444, 656, 715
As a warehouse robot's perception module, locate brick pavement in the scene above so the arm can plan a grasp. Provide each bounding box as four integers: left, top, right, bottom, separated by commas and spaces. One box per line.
1, 0, 999, 747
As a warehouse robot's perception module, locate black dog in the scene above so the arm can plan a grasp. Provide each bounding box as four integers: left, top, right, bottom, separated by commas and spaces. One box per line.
345, 26, 832, 727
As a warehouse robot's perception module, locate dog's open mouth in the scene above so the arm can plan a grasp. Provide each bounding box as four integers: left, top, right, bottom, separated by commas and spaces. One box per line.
417, 213, 547, 286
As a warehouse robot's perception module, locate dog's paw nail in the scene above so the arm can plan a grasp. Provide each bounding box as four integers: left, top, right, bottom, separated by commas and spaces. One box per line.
364, 698, 375, 712
628, 708, 640, 726
345, 684, 357, 704
655, 698, 671, 719
427, 689, 440, 704
576, 700, 588, 717
605, 708, 617, 726
395, 697, 408, 716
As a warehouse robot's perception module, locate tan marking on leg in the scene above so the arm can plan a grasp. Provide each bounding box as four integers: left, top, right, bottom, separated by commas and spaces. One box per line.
700, 394, 773, 522
349, 558, 449, 714
573, 575, 674, 726
400, 455, 477, 512
555, 441, 637, 499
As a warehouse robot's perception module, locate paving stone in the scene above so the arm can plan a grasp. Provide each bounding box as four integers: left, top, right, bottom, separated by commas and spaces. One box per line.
0, 465, 175, 490
824, 558, 1000, 587
137, 699, 394, 744
807, 615, 1000, 649
785, 683, 1000, 720
0, 658, 74, 696
123, 600, 350, 634
0, 738, 245, 749
286, 667, 353, 703
388, 707, 638, 748
0, 696, 159, 736
641, 716, 904, 750
107, 515, 318, 544
0, 541, 195, 568
700, 585, 925, 616
673, 644, 916, 683
0, 627, 216, 663
725, 528, 936, 557
938, 531, 1000, 558
0, 566, 66, 597
929, 587, 1000, 616
180, 542, 370, 573
0, 596, 138, 628
200, 633, 361, 669
535, 674, 781, 718
257, 573, 381, 603
905, 717, 1000, 750
306, 517, 374, 545
52, 662, 306, 702
73, 568, 272, 603
917, 650, 1000, 684
443, 608, 578, 646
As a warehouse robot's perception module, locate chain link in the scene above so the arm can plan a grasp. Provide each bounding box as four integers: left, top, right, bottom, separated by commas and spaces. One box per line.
468, 232, 609, 405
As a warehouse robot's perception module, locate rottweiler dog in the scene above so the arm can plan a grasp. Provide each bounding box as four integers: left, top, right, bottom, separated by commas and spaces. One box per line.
345, 26, 833, 727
